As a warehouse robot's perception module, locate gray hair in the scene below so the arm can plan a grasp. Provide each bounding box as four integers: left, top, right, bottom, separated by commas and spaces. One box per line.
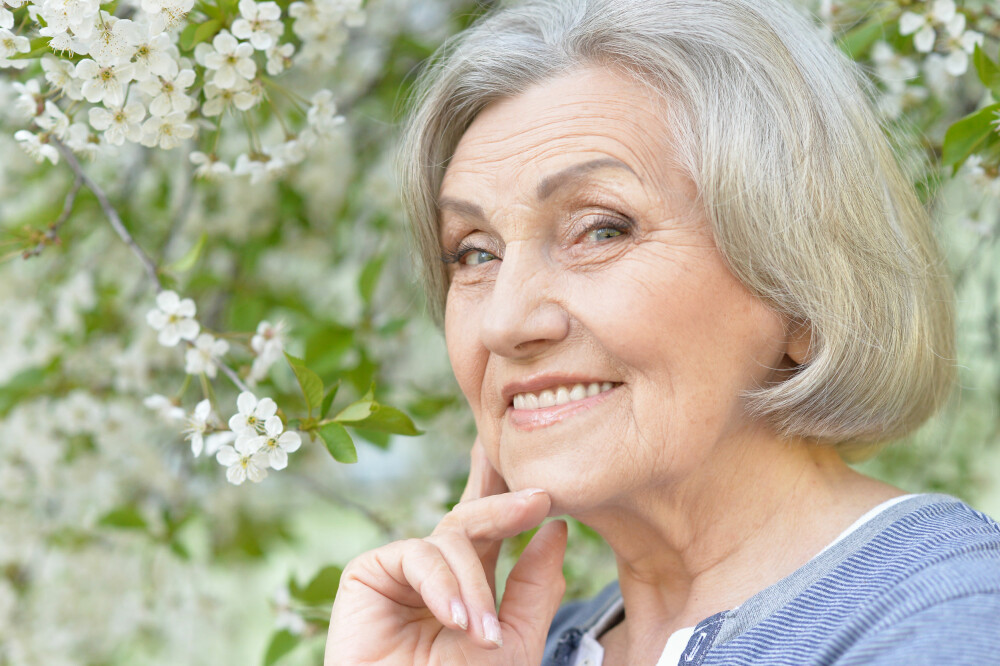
398, 0, 955, 446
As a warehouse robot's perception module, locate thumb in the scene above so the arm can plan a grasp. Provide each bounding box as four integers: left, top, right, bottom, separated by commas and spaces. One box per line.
497, 520, 568, 653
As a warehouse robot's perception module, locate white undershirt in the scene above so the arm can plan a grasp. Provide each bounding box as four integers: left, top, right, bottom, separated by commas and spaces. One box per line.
570, 494, 916, 666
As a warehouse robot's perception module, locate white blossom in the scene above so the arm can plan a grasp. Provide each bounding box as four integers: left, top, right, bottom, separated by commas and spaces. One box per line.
34, 100, 69, 139
64, 121, 97, 158
87, 12, 139, 66
145, 290, 200, 346
129, 32, 176, 81
899, 0, 956, 53
216, 433, 269, 484
184, 333, 229, 378
265, 42, 294, 75
304, 89, 344, 140
41, 54, 84, 100
203, 429, 236, 457
36, 0, 101, 47
89, 101, 145, 145
11, 78, 41, 118
0, 27, 30, 69
140, 110, 195, 149
143, 393, 185, 422
228, 390, 277, 435
13, 129, 59, 164
182, 399, 214, 456
139, 67, 195, 116
231, 0, 282, 51
190, 151, 232, 179
940, 14, 983, 77
237, 415, 300, 470
201, 79, 256, 116
76, 58, 133, 107
196, 30, 255, 89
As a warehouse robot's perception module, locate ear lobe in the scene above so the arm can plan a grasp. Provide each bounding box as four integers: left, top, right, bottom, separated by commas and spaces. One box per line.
786, 319, 812, 365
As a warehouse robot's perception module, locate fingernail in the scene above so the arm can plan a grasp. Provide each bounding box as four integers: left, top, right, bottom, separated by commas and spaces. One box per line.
483, 613, 503, 646
451, 599, 468, 630
515, 488, 546, 499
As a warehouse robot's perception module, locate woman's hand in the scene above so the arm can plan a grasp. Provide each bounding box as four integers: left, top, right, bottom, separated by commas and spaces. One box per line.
325, 439, 568, 665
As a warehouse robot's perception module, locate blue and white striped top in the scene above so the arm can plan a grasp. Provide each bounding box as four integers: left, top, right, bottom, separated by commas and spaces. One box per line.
543, 494, 1000, 665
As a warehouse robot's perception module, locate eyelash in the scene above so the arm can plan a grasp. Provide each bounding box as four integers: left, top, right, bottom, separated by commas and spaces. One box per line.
440, 215, 634, 266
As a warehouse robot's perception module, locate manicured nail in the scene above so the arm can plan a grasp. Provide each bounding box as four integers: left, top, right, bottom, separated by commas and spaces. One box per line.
451, 599, 468, 630
515, 488, 546, 499
483, 613, 503, 646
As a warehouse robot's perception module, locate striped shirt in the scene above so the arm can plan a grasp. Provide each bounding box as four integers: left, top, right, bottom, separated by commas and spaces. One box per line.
543, 494, 1000, 665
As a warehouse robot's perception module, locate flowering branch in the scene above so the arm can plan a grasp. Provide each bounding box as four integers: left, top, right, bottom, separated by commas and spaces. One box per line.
53, 138, 163, 290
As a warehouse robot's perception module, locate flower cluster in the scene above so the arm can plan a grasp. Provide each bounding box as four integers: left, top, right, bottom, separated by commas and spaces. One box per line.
898, 0, 983, 77
3, 0, 354, 178
217, 391, 301, 484
143, 290, 297, 484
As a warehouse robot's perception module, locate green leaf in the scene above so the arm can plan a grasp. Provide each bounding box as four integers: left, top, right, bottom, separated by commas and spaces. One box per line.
293, 565, 343, 605
348, 404, 422, 436
192, 18, 223, 48
334, 398, 374, 422
320, 380, 340, 419
284, 352, 324, 414
942, 103, 1000, 172
98, 506, 148, 531
358, 254, 386, 306
263, 630, 299, 666
974, 44, 1000, 101
317, 422, 357, 463
179, 23, 199, 50
10, 36, 52, 60
167, 232, 207, 273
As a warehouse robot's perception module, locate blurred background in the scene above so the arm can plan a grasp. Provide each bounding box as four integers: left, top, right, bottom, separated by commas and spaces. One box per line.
1, 0, 999, 663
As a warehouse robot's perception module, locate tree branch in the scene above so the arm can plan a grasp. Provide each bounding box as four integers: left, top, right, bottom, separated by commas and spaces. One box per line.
22, 173, 83, 259
53, 139, 162, 290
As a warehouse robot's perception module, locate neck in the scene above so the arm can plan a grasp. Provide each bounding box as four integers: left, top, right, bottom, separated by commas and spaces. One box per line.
572, 430, 903, 664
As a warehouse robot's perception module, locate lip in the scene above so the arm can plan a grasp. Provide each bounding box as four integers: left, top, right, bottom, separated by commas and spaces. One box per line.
501, 373, 620, 407
506, 383, 620, 431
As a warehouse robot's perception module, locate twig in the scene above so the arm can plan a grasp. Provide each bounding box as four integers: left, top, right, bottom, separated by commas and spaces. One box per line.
53, 138, 162, 290
216, 358, 252, 394
21, 173, 83, 258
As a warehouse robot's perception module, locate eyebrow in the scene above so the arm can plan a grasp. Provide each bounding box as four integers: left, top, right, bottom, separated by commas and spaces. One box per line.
437, 157, 638, 223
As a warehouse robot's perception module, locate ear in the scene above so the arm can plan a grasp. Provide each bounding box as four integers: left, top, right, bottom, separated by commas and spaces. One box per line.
785, 318, 812, 366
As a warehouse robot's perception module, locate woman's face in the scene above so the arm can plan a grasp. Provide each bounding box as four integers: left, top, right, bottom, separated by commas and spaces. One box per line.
440, 67, 796, 514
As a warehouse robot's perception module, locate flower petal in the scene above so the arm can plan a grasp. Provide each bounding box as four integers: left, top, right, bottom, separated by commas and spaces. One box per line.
237, 391, 258, 415
255, 397, 277, 420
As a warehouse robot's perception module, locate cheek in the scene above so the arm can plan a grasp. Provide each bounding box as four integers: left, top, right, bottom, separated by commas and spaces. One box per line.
444, 290, 489, 419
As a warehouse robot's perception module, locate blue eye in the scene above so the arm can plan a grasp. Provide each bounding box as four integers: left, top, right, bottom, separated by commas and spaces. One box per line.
460, 249, 498, 266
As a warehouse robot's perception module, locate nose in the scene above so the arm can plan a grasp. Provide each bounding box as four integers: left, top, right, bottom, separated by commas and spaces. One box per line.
479, 243, 570, 358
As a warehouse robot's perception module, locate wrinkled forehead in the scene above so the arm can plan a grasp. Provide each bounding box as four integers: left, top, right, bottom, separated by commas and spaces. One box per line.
438, 67, 678, 205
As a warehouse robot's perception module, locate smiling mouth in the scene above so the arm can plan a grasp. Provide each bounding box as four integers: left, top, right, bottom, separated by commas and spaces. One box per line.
512, 382, 618, 410
506, 381, 622, 431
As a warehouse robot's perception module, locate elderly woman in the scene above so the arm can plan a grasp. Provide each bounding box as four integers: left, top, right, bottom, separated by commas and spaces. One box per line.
326, 0, 1000, 663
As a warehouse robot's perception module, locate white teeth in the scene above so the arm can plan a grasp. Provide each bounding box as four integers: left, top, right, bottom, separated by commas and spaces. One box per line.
538, 390, 556, 408
512, 382, 618, 411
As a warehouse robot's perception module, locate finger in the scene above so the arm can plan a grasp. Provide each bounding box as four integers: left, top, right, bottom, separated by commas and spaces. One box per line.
426, 531, 505, 649
498, 520, 568, 652
460, 436, 508, 503
372, 538, 471, 633
435, 488, 552, 546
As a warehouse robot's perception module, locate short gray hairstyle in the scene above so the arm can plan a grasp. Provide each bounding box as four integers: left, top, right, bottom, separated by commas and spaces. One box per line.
398, 0, 955, 446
